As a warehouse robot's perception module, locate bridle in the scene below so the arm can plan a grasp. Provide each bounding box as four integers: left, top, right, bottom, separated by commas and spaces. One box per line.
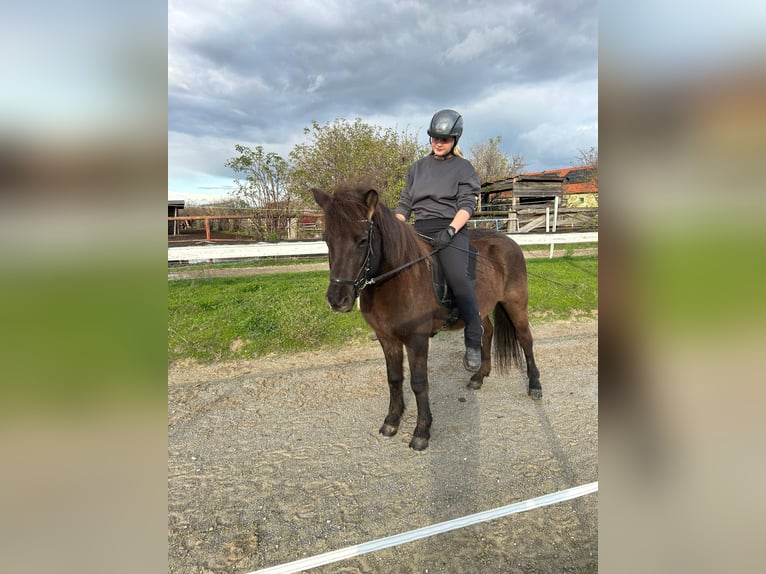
329, 218, 376, 292
329, 218, 433, 292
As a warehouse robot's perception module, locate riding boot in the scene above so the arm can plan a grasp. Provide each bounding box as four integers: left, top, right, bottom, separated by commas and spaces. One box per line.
463, 346, 482, 372
463, 317, 483, 372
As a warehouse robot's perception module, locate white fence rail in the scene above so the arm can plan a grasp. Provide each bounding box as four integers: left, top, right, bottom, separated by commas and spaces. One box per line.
168, 232, 597, 263
248, 481, 598, 574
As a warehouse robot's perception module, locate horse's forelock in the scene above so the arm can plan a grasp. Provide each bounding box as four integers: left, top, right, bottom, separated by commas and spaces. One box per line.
324, 187, 368, 230
324, 185, 427, 265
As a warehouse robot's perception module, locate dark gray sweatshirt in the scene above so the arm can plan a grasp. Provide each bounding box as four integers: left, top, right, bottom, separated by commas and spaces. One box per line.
395, 154, 480, 221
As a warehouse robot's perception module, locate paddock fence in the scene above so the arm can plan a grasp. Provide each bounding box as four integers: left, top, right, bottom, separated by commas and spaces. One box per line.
168, 231, 597, 264
168, 202, 597, 244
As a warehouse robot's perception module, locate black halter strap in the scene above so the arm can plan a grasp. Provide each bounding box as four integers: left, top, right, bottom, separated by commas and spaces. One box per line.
329, 219, 375, 291
364, 252, 431, 286
329, 218, 435, 292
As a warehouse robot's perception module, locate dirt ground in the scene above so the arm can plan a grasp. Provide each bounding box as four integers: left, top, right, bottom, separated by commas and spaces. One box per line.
168, 317, 598, 574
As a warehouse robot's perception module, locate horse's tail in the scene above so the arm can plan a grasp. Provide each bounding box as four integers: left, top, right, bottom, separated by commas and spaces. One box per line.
492, 302, 524, 373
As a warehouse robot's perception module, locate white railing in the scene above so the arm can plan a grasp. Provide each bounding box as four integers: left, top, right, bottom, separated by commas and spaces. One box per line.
168, 231, 597, 263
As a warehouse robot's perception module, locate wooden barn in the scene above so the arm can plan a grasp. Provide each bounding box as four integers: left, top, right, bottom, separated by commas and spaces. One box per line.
480, 165, 597, 208
478, 166, 597, 232
168, 200, 185, 235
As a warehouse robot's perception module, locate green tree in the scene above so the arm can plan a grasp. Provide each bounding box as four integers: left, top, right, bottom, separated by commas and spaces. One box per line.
225, 144, 294, 240
289, 118, 427, 208
469, 136, 526, 183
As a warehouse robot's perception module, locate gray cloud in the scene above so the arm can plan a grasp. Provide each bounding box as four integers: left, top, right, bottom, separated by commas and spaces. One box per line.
169, 0, 597, 196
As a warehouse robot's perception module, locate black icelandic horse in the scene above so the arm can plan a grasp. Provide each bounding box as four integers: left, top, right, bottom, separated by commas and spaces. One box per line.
312, 185, 541, 451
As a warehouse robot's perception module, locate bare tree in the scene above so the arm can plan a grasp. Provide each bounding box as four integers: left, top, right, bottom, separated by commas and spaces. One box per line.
469, 136, 526, 183
574, 145, 598, 190
575, 145, 598, 169
225, 144, 294, 240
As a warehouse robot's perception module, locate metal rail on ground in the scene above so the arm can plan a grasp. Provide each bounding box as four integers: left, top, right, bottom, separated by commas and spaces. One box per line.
247, 481, 598, 574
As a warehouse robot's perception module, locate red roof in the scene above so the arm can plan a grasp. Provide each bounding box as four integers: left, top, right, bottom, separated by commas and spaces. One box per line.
519, 166, 597, 194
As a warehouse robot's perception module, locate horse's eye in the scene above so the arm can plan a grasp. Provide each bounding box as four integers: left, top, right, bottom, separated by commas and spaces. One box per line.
357, 236, 368, 248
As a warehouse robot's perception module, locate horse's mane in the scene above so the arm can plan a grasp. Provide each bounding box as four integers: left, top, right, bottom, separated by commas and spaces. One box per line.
326, 185, 430, 267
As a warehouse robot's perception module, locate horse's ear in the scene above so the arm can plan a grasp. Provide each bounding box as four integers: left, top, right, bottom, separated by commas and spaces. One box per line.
312, 188, 330, 209
363, 188, 378, 220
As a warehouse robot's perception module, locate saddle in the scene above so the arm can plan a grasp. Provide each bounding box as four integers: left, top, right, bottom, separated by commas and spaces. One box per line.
428, 242, 478, 329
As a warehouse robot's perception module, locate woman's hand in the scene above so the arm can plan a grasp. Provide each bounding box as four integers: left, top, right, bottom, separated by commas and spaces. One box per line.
431, 226, 456, 250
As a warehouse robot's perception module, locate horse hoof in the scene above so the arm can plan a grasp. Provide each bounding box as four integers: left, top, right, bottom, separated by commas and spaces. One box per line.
528, 388, 542, 400
467, 379, 483, 390
379, 424, 398, 437
409, 437, 429, 451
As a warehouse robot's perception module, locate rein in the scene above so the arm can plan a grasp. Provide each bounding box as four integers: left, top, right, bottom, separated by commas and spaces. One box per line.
330, 218, 434, 292
331, 213, 589, 304
416, 232, 589, 302
365, 252, 432, 287
416, 231, 505, 266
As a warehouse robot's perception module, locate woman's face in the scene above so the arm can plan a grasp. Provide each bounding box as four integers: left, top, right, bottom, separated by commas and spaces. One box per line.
431, 136, 455, 157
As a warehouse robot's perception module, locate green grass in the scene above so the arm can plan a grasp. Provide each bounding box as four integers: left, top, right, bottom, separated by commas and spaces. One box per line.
527, 255, 598, 318
168, 271, 370, 363
168, 255, 598, 363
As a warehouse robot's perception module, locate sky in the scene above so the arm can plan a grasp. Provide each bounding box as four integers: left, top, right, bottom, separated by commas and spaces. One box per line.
168, 0, 598, 203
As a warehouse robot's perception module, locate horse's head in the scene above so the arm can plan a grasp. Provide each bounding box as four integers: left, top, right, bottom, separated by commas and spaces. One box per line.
312, 187, 379, 312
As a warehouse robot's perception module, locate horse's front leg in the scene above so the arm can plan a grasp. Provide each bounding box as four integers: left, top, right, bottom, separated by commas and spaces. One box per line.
405, 336, 432, 451
377, 334, 405, 438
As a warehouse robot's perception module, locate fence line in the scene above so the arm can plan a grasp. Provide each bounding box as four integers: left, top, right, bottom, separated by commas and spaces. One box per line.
168, 231, 597, 262
247, 481, 598, 574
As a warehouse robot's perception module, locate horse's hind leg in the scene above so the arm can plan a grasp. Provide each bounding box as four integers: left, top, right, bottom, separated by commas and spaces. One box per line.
507, 304, 542, 399
377, 335, 405, 437
520, 327, 541, 399
468, 315, 494, 390
495, 292, 543, 399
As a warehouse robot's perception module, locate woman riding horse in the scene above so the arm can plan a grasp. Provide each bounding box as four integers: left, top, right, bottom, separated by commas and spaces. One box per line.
395, 109, 483, 373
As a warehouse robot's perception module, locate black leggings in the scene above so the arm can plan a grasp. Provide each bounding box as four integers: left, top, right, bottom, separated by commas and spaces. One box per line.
415, 218, 483, 348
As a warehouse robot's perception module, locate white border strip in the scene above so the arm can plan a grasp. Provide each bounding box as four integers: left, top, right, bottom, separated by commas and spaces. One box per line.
168, 232, 598, 262
247, 481, 598, 574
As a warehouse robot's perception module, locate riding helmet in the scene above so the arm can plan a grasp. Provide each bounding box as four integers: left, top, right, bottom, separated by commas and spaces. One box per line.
427, 109, 463, 142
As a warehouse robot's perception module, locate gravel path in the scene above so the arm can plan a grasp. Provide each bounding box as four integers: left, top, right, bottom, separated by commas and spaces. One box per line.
168, 317, 598, 573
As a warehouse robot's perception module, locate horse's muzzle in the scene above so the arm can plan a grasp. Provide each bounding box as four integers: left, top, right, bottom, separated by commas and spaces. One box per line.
326, 283, 356, 312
